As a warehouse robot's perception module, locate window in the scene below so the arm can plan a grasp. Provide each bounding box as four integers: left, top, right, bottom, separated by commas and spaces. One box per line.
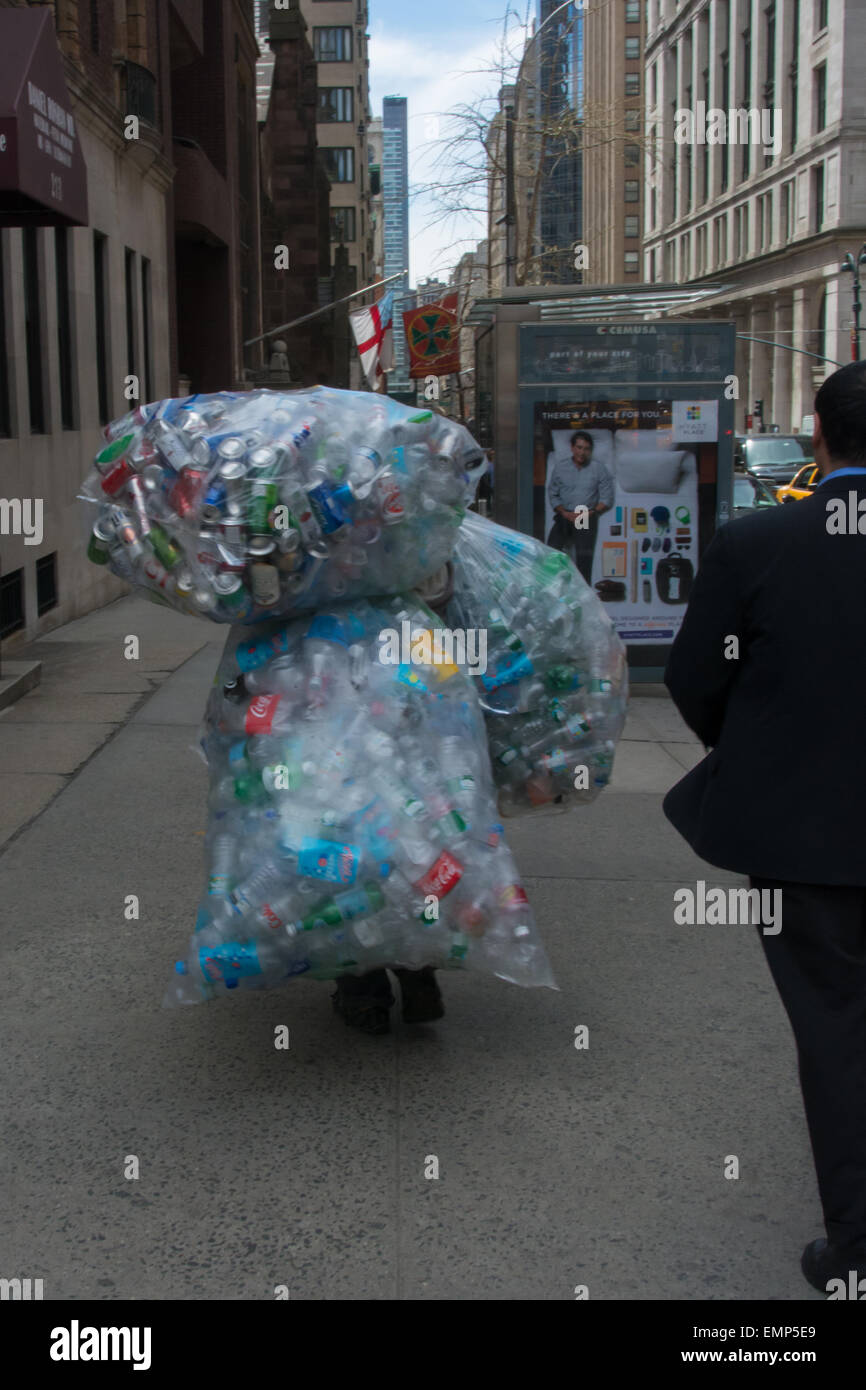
626, 0, 640, 18
330, 206, 356, 241
36, 553, 58, 617
23, 229, 45, 434
125, 248, 137, 386
765, 3, 776, 105
322, 147, 355, 182
313, 27, 352, 62
625, 73, 640, 96
625, 109, 640, 132
741, 27, 751, 179
141, 258, 153, 404
624, 180, 639, 202
93, 232, 110, 425
790, 0, 800, 151
0, 568, 24, 639
735, 203, 750, 259
0, 233, 10, 437
813, 162, 825, 232
625, 38, 640, 59
720, 49, 730, 190
757, 190, 773, 249
816, 0, 828, 31
782, 178, 796, 240
318, 87, 354, 122
625, 215, 639, 237
625, 144, 640, 166
624, 251, 639, 272
650, 62, 657, 108
814, 65, 826, 133
55, 228, 74, 430
680, 232, 690, 277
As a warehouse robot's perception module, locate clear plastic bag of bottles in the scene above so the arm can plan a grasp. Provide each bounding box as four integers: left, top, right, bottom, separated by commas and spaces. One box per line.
445, 512, 628, 816
165, 595, 556, 1004
79, 389, 486, 623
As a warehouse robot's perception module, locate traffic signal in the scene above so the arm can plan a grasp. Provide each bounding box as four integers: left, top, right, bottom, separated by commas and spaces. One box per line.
754, 399, 764, 417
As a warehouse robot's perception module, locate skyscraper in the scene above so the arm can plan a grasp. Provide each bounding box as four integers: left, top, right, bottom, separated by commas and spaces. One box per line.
537, 0, 583, 283
382, 95, 411, 392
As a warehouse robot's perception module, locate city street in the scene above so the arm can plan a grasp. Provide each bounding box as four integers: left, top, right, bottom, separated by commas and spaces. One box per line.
0, 596, 821, 1301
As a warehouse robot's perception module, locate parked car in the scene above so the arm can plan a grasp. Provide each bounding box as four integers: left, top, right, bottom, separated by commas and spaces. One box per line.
776, 463, 821, 503
734, 434, 815, 486
732, 470, 781, 514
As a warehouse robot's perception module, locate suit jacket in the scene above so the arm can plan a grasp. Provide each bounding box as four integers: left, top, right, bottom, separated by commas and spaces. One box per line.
663, 476, 866, 884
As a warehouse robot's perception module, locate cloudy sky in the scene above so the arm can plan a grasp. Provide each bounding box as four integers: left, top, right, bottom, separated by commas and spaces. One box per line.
368, 0, 533, 285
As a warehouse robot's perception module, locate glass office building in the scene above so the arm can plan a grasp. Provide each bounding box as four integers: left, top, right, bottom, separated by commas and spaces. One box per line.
537, 0, 583, 284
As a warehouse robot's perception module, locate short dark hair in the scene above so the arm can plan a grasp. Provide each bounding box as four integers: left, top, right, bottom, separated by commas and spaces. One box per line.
570, 430, 593, 450
815, 361, 866, 465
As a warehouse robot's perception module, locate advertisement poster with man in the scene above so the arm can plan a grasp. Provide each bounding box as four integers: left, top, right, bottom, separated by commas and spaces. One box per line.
533, 400, 720, 644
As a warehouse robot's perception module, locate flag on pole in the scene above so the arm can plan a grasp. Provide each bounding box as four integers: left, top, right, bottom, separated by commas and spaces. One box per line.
402, 293, 460, 379
349, 289, 394, 386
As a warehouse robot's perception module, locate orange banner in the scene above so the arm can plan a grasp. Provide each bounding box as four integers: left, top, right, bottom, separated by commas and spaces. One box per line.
402, 296, 460, 379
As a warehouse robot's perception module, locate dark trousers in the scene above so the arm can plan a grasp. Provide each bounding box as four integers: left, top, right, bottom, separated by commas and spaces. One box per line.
751, 877, 866, 1252
547, 511, 600, 585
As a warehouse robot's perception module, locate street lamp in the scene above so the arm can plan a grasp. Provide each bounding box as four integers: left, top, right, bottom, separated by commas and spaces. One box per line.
505, 0, 579, 287
840, 243, 866, 360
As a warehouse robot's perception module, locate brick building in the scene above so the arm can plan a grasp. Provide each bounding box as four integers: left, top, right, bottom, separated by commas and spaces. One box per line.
0, 0, 332, 643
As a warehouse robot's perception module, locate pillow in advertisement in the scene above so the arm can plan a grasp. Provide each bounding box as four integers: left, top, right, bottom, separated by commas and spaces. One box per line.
614, 450, 687, 494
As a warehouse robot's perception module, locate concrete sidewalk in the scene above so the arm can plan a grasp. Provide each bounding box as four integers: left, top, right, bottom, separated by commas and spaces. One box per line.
0, 597, 820, 1301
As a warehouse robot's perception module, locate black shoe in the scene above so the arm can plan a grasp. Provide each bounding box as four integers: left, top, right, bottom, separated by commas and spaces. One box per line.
801, 1238, 866, 1294
331, 972, 394, 1036
393, 967, 444, 1024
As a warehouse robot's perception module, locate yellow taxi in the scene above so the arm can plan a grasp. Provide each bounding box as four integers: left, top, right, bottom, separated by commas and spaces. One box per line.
776, 463, 821, 503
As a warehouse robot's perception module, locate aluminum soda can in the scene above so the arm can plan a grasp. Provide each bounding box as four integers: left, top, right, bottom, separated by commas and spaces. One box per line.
216, 437, 247, 466
127, 475, 152, 535
171, 466, 209, 517
219, 519, 246, 549
102, 404, 154, 442
87, 520, 113, 565
99, 458, 135, 497
148, 524, 182, 570
247, 481, 278, 533
202, 482, 227, 523
195, 527, 223, 572
110, 509, 144, 562
247, 534, 276, 558
248, 444, 287, 478
212, 572, 246, 610
150, 418, 195, 471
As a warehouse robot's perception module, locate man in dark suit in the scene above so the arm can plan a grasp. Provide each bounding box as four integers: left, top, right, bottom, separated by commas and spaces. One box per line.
663, 361, 866, 1295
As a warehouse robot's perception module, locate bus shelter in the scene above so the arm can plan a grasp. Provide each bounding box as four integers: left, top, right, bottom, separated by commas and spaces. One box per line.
471, 288, 737, 681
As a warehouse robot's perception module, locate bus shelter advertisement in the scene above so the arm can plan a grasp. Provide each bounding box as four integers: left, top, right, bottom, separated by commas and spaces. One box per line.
534, 399, 720, 645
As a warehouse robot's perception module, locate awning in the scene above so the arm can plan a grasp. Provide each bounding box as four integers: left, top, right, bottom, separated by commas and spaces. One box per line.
0, 6, 88, 227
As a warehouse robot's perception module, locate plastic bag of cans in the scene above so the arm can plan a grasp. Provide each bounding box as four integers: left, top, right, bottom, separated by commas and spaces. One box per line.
80, 388, 485, 623
445, 512, 628, 816
164, 595, 556, 1004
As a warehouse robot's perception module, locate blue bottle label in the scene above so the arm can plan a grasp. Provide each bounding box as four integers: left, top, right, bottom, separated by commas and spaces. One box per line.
306, 613, 350, 646
307, 481, 348, 534
198, 940, 262, 984
480, 651, 534, 691
236, 629, 290, 672
298, 837, 360, 884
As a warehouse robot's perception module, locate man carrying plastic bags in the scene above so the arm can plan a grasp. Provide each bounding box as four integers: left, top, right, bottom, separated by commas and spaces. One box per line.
79, 386, 627, 1036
